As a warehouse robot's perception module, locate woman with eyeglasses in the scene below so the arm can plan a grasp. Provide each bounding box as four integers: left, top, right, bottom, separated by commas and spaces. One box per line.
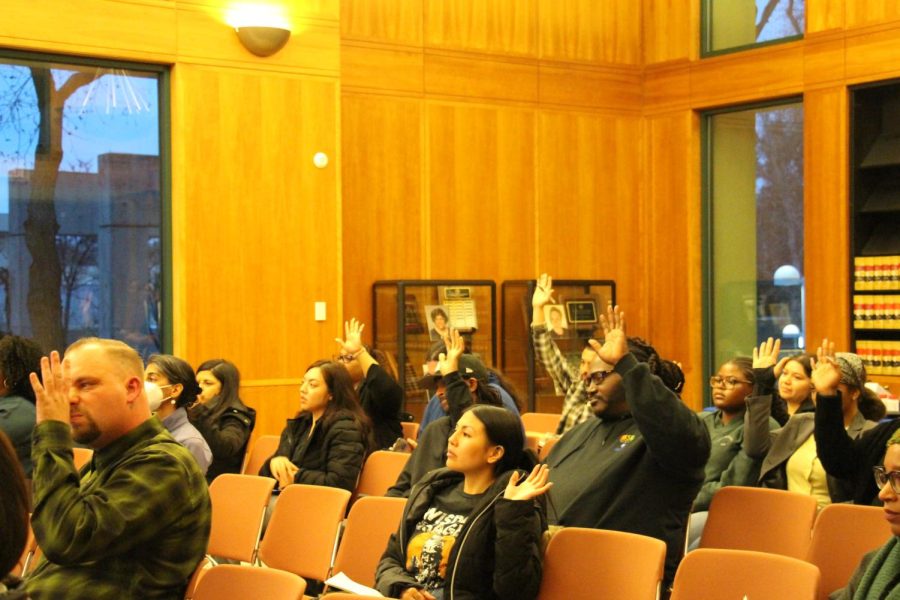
259, 360, 373, 492
687, 355, 779, 549
831, 430, 900, 599
744, 339, 885, 509
189, 359, 256, 483
333, 318, 403, 449
145, 354, 212, 475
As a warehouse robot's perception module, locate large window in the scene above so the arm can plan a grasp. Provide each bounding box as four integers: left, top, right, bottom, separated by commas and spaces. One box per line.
0, 51, 167, 357
704, 101, 805, 396
703, 0, 805, 55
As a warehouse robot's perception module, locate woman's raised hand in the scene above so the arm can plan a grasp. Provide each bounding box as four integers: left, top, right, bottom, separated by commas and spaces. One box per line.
810, 338, 841, 395
504, 464, 553, 501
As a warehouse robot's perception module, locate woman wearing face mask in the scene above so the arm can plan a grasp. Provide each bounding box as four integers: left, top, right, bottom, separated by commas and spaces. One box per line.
259, 360, 373, 492
744, 339, 886, 509
145, 354, 212, 475
376, 402, 550, 600
189, 359, 256, 483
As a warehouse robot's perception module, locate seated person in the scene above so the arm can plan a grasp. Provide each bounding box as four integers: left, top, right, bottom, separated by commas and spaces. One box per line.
334, 318, 403, 449
830, 429, 900, 599
0, 429, 30, 597
745, 340, 885, 509
260, 360, 372, 492
190, 359, 256, 483
388, 332, 503, 498
0, 335, 43, 478
530, 273, 597, 434
376, 405, 550, 600
25, 339, 211, 600
543, 303, 710, 591
145, 354, 212, 474
689, 347, 779, 549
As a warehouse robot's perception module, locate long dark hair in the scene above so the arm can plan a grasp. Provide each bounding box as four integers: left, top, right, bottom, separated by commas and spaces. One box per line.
486, 367, 523, 412
148, 354, 201, 409
0, 430, 28, 578
195, 358, 243, 421
0, 335, 43, 403
465, 404, 534, 474
304, 360, 374, 452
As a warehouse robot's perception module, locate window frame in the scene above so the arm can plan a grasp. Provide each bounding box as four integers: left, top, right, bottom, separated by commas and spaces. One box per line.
700, 0, 805, 58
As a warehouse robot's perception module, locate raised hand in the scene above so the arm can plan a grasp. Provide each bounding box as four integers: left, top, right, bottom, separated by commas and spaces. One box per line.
443, 329, 465, 374
504, 464, 553, 501
752, 337, 782, 369
30, 351, 70, 425
532, 273, 555, 309
810, 338, 841, 395
588, 303, 628, 366
334, 318, 365, 357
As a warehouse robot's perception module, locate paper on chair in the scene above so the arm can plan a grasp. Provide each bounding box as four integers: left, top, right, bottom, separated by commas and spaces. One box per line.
324, 571, 384, 597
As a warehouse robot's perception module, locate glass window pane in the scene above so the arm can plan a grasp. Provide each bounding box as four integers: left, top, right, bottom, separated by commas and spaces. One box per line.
705, 0, 805, 54
0, 55, 164, 357
706, 102, 805, 385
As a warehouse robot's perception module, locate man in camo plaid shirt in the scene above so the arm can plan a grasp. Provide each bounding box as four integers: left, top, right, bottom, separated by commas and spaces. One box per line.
531, 273, 599, 434
25, 338, 211, 599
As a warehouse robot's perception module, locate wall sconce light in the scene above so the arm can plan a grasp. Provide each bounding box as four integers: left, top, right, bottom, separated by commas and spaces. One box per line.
234, 26, 291, 57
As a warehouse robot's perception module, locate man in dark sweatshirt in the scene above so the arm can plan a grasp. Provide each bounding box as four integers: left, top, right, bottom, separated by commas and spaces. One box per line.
544, 303, 710, 592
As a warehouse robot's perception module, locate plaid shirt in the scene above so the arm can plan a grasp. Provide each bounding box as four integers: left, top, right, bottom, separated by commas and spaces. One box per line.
532, 323, 592, 434
25, 419, 211, 600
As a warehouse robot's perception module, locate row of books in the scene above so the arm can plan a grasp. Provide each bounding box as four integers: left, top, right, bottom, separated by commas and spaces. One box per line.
856, 341, 900, 377
854, 256, 900, 291
853, 295, 900, 329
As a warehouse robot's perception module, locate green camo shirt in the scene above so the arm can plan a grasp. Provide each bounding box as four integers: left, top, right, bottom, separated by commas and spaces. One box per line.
25, 419, 211, 600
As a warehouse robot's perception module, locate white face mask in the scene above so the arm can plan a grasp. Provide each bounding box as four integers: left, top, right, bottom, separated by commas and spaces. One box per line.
145, 381, 165, 412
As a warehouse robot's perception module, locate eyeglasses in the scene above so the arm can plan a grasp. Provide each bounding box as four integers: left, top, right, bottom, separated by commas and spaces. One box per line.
709, 376, 752, 390
874, 466, 900, 494
586, 370, 614, 387
334, 351, 361, 364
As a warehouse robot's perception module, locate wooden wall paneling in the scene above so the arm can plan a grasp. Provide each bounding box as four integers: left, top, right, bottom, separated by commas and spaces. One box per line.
426, 102, 536, 280
642, 0, 697, 65
175, 66, 341, 380
341, 0, 423, 46
341, 93, 425, 328
845, 26, 900, 84
802, 34, 846, 90
539, 63, 642, 111
846, 2, 900, 29
424, 52, 538, 103
689, 43, 805, 107
538, 0, 641, 65
341, 43, 425, 94
644, 111, 703, 409
807, 0, 845, 33
241, 383, 300, 444
535, 110, 645, 333
423, 0, 537, 57
644, 62, 692, 115
804, 87, 850, 351
0, 0, 177, 61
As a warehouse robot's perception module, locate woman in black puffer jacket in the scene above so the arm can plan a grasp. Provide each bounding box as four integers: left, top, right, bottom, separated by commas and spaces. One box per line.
376, 333, 550, 600
259, 360, 373, 492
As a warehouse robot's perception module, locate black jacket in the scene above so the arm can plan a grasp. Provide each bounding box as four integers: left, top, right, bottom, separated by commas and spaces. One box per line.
358, 364, 403, 450
259, 410, 366, 492
376, 468, 545, 600
189, 399, 255, 483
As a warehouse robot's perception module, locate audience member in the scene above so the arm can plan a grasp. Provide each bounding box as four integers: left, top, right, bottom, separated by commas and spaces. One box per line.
752, 350, 815, 426
530, 273, 597, 434
334, 318, 403, 449
0, 335, 43, 477
25, 339, 211, 599
542, 303, 710, 590
376, 405, 549, 600
830, 429, 900, 599
190, 358, 255, 483
387, 331, 503, 498
745, 339, 884, 509
259, 359, 372, 492
145, 354, 212, 474
0, 430, 29, 598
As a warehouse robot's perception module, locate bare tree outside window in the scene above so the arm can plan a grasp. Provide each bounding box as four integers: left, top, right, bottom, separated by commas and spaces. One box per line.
0, 53, 163, 356
706, 0, 805, 53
